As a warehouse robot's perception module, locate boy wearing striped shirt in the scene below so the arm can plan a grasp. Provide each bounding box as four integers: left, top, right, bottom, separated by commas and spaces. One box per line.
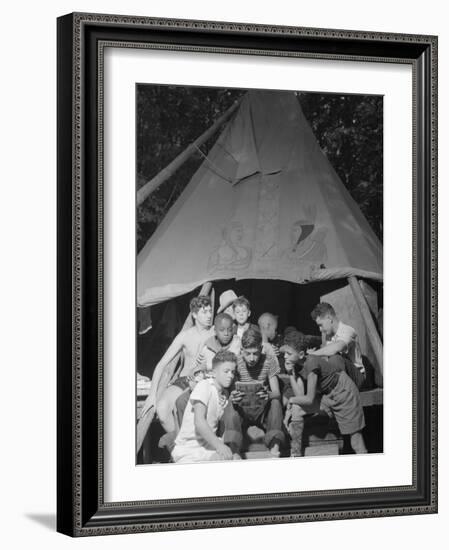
224, 327, 285, 457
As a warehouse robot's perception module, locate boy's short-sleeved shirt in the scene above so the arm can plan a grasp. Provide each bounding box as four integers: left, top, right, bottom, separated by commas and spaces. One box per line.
302, 357, 345, 395
236, 350, 280, 384
196, 335, 241, 372
174, 379, 227, 450
327, 321, 364, 371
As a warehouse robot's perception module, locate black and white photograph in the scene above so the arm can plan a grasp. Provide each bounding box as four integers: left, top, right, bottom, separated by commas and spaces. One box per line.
136, 85, 384, 465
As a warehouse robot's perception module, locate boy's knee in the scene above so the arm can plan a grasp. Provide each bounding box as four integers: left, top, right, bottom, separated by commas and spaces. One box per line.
156, 398, 171, 420
290, 404, 306, 421
269, 398, 283, 412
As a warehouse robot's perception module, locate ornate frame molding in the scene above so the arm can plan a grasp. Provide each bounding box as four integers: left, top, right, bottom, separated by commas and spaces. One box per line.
57, 12, 437, 536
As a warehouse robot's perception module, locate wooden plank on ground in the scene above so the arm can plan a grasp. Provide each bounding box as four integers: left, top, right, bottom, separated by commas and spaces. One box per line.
304, 444, 340, 456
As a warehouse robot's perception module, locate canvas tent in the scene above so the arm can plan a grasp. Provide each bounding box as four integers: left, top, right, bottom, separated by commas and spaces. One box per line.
138, 89, 382, 353
138, 90, 382, 310
136, 89, 383, 454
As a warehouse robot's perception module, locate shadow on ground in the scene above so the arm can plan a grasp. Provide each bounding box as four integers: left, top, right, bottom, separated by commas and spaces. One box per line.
25, 513, 56, 531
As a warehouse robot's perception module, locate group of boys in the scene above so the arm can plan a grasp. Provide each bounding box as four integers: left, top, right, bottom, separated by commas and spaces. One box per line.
141, 290, 368, 464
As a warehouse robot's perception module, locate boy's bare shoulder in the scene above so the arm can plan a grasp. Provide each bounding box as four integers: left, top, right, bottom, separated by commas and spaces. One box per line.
181, 326, 214, 340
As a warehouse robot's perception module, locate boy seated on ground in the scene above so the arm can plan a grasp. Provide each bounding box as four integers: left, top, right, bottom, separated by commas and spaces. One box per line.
224, 327, 285, 457
171, 350, 239, 464
140, 296, 213, 433
287, 304, 368, 454
163, 314, 240, 453
308, 302, 366, 389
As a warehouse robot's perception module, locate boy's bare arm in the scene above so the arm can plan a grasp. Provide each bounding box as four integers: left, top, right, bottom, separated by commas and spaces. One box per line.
289, 373, 318, 406
267, 375, 281, 400
309, 340, 346, 357
141, 332, 186, 414
195, 345, 207, 371
290, 374, 305, 397
193, 402, 232, 459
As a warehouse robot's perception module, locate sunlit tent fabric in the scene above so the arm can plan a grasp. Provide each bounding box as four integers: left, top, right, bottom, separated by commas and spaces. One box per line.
137, 90, 382, 308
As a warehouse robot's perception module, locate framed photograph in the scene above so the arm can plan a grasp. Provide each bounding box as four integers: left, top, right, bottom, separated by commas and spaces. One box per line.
57, 12, 437, 536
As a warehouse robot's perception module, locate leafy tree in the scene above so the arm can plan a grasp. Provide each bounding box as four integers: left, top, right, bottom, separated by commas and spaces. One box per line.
136, 85, 382, 252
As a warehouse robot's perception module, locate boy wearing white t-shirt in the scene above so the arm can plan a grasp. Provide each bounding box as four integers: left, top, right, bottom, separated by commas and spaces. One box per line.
172, 350, 238, 464
309, 302, 366, 389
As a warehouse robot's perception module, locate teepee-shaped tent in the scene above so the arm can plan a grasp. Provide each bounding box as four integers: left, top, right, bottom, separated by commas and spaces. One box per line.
136, 89, 384, 454
138, 90, 382, 307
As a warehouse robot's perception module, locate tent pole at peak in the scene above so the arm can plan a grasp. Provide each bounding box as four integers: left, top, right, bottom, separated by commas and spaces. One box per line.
137, 100, 241, 207
136, 282, 213, 454
347, 276, 383, 386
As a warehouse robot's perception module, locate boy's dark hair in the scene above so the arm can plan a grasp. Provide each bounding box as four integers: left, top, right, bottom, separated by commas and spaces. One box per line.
241, 326, 263, 349
212, 349, 237, 369
283, 330, 307, 354
284, 325, 298, 337
311, 302, 336, 321
190, 295, 212, 314
214, 312, 233, 327
232, 295, 251, 311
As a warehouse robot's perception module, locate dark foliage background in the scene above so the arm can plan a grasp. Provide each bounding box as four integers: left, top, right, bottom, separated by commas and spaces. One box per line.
136, 85, 383, 252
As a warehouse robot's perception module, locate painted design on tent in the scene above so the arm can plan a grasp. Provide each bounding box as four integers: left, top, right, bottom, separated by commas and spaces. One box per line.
208, 220, 252, 273
137, 90, 382, 307
282, 204, 328, 264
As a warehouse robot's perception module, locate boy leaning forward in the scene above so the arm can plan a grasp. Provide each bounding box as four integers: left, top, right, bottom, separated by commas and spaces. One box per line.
223, 327, 285, 457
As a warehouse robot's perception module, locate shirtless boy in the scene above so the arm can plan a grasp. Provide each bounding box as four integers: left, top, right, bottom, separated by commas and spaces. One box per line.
141, 296, 213, 433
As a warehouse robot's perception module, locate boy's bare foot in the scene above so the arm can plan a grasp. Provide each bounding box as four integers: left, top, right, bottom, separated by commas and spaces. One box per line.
233, 453, 242, 460
269, 443, 280, 457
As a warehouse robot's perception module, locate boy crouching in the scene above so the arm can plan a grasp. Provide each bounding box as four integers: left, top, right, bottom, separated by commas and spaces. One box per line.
171, 350, 239, 464
288, 329, 367, 454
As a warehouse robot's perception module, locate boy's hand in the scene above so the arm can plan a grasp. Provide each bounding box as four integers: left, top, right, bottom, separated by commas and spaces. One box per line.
256, 388, 269, 401
284, 360, 294, 373
140, 390, 156, 418
215, 442, 233, 460
140, 392, 155, 417
272, 344, 280, 357
307, 347, 317, 355
230, 389, 243, 404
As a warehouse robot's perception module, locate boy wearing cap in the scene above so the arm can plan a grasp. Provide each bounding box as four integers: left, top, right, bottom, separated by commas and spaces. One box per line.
217, 289, 238, 319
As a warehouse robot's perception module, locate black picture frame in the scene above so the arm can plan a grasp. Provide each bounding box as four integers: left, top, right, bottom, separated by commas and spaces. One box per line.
57, 12, 438, 537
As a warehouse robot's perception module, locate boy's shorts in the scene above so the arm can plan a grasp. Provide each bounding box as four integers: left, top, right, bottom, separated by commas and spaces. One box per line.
171, 444, 218, 464
320, 371, 365, 435
171, 376, 192, 391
